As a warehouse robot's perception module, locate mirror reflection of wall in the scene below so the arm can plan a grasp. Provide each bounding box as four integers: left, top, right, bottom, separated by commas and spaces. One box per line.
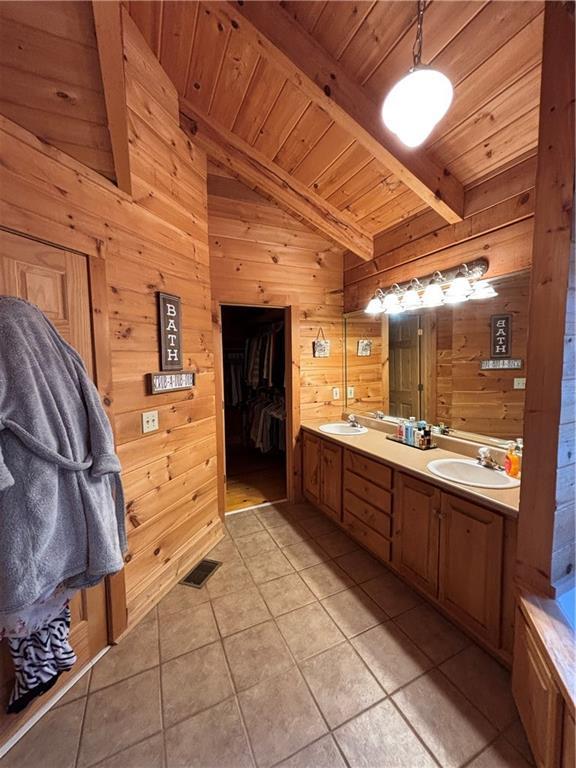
345, 271, 530, 441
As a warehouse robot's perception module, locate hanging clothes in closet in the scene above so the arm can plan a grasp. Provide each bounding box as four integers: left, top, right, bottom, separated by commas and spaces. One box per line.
224, 320, 286, 454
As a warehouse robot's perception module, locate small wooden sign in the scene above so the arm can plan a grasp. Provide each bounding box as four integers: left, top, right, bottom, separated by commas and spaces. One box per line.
481, 359, 523, 370
158, 292, 183, 371
491, 313, 512, 358
149, 371, 195, 394
357, 339, 372, 357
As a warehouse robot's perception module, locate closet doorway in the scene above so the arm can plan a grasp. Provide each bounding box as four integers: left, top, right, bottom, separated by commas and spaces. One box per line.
220, 305, 289, 512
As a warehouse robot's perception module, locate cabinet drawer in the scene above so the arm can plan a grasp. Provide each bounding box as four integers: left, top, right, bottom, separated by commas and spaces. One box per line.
342, 511, 391, 563
344, 470, 392, 513
344, 490, 392, 538
344, 450, 392, 490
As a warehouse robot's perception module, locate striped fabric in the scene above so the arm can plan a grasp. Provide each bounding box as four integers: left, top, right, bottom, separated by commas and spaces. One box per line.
7, 604, 76, 714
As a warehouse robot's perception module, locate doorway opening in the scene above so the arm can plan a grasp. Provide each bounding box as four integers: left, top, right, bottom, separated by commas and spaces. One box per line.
221, 305, 288, 513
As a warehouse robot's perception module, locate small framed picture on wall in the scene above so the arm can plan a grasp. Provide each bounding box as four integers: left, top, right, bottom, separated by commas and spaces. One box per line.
357, 339, 372, 357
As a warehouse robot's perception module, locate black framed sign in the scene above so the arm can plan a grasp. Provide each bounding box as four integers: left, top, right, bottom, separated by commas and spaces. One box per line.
491, 314, 512, 359
158, 292, 183, 371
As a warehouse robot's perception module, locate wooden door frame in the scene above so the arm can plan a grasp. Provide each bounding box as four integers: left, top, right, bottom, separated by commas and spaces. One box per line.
213, 300, 300, 513
0, 225, 127, 642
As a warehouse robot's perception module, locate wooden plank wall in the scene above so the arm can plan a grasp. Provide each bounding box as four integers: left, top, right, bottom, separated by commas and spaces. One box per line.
0, 11, 222, 631
436, 272, 530, 438
0, 1, 115, 180
344, 314, 386, 415
207, 168, 345, 495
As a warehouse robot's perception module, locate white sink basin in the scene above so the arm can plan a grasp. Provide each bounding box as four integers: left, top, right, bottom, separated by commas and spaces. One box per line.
319, 422, 369, 436
427, 459, 520, 489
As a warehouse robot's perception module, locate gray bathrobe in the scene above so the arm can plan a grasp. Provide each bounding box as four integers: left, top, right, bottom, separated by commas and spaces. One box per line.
0, 297, 126, 617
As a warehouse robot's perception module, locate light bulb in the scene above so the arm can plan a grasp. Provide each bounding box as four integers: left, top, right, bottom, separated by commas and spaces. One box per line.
365, 295, 384, 314
470, 280, 498, 300
422, 273, 445, 307
382, 66, 453, 148
383, 289, 405, 315
445, 274, 472, 304
402, 281, 423, 310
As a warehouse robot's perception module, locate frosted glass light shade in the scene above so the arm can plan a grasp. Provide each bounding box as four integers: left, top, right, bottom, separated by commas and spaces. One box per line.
422, 281, 444, 307
445, 275, 472, 304
382, 291, 404, 315
365, 296, 384, 314
402, 285, 422, 310
382, 66, 453, 148
470, 280, 498, 300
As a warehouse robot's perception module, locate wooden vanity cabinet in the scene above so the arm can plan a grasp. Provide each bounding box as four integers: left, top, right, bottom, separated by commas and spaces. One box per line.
438, 493, 504, 647
302, 431, 320, 504
513, 610, 563, 768
302, 432, 342, 521
393, 473, 441, 597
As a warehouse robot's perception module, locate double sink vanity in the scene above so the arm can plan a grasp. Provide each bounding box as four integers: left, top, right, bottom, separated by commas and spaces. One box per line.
301, 417, 520, 663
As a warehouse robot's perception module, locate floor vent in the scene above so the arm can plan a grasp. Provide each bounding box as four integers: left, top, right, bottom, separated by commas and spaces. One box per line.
180, 559, 221, 589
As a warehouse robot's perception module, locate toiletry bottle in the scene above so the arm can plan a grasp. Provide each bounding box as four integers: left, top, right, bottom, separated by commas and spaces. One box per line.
408, 416, 416, 446
397, 420, 405, 441
515, 439, 523, 477
504, 442, 520, 477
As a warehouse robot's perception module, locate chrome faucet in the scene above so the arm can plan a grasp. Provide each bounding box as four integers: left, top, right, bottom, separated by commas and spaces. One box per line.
347, 414, 361, 429
374, 411, 385, 421
477, 446, 500, 470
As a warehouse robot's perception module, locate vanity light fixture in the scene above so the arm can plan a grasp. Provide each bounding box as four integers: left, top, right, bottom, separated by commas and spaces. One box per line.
470, 279, 498, 300
363, 259, 496, 315
382, 285, 405, 315
402, 279, 424, 310
364, 289, 386, 315
381, 1, 453, 148
421, 271, 445, 307
444, 264, 473, 304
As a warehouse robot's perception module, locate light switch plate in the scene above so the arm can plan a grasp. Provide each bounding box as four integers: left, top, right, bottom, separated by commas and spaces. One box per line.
332, 387, 340, 400
142, 410, 159, 433
347, 386, 355, 399
513, 377, 526, 390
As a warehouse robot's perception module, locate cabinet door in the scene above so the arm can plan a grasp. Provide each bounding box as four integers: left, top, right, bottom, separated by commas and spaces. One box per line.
438, 493, 503, 646
302, 432, 321, 504
513, 610, 562, 768
393, 473, 440, 596
320, 441, 342, 521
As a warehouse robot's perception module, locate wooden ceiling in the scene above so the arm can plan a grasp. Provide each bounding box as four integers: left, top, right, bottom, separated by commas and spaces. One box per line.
0, 1, 116, 181
128, 0, 542, 258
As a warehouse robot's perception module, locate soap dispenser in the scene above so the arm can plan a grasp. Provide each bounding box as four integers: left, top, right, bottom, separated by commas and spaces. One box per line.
504, 441, 520, 478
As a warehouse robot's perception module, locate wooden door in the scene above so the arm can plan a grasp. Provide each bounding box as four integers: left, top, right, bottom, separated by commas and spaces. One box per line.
302, 431, 320, 504
393, 473, 440, 596
0, 230, 108, 740
438, 492, 503, 646
320, 441, 342, 521
388, 315, 421, 419
513, 610, 563, 768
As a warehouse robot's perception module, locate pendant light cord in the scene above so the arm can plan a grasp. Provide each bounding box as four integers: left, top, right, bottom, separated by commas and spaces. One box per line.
412, 0, 428, 67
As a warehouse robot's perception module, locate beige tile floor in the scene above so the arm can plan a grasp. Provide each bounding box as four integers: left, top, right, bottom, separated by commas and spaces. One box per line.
3, 501, 535, 768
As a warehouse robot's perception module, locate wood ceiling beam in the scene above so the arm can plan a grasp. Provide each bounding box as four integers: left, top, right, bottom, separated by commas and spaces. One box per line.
346, 189, 535, 287
180, 101, 373, 260
92, 0, 132, 194
222, 0, 464, 224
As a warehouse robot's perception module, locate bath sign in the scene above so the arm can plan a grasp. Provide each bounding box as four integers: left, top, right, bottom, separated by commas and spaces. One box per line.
491, 314, 512, 358
158, 292, 183, 371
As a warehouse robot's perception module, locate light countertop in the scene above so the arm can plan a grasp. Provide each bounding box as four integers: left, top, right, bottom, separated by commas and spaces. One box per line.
301, 420, 520, 518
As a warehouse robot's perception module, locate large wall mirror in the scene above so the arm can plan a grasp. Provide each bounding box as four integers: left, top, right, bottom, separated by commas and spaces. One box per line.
344, 270, 530, 442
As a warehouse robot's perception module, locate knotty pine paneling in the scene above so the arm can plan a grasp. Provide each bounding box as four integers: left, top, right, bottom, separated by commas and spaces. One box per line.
0, 11, 221, 631
436, 272, 530, 438
208, 172, 345, 422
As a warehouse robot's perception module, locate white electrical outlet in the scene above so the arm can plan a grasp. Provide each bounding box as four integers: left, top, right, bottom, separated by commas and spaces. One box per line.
142, 410, 159, 434
513, 377, 526, 390
332, 387, 340, 400
347, 386, 355, 399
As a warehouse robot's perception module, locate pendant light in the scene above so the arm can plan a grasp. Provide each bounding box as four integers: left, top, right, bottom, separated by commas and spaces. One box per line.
470, 280, 498, 300
382, 285, 405, 315
381, 1, 453, 148
365, 289, 385, 315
